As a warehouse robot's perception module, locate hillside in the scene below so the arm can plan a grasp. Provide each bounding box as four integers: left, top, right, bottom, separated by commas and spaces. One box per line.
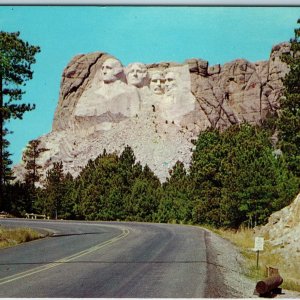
14, 42, 290, 182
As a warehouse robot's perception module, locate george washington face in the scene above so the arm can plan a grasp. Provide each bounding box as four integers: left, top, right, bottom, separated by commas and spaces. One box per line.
101, 58, 123, 84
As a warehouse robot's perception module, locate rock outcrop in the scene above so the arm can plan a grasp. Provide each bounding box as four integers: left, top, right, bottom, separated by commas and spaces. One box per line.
258, 194, 300, 257
14, 42, 291, 182
258, 193, 300, 259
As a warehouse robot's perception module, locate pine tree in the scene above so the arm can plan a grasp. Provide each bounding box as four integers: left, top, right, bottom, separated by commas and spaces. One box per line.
75, 151, 121, 220
278, 19, 300, 178
126, 164, 161, 222
43, 162, 65, 219
189, 129, 224, 227
189, 124, 298, 228
23, 139, 48, 188
5, 181, 30, 216
2, 129, 14, 183
59, 173, 75, 219
156, 161, 192, 224
21, 139, 48, 212
0, 31, 40, 209
74, 147, 161, 221
219, 124, 296, 227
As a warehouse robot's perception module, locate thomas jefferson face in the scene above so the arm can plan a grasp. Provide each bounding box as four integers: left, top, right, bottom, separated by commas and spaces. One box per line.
101, 58, 123, 83
164, 71, 177, 94
150, 72, 165, 95
126, 63, 148, 88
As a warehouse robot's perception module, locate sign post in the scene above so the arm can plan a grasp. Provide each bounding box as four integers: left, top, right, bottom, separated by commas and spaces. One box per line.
254, 237, 264, 269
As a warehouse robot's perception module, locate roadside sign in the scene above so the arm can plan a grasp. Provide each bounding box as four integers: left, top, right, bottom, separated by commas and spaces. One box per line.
254, 237, 264, 251
254, 237, 264, 269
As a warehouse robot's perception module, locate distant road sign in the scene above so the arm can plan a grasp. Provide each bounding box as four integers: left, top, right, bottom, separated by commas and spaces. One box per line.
254, 237, 264, 251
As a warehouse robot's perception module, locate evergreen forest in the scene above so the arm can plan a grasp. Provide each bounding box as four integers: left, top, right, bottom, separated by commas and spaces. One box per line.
5, 121, 300, 229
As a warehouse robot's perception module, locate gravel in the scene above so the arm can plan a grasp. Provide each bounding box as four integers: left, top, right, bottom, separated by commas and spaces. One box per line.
208, 229, 300, 298
207, 229, 256, 298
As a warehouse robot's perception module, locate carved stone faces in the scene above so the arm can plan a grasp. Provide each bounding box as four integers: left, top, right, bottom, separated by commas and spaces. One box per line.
150, 71, 165, 95
101, 58, 123, 84
126, 63, 148, 88
164, 71, 177, 94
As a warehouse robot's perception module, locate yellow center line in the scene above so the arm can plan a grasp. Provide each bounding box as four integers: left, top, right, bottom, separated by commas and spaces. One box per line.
0, 228, 130, 286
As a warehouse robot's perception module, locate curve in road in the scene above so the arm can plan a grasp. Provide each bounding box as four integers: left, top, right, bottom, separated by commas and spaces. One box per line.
0, 219, 233, 298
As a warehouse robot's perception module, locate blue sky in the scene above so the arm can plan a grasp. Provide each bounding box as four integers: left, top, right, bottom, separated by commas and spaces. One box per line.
1, 6, 300, 165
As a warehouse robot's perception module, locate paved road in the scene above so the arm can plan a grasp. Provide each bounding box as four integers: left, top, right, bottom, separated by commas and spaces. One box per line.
0, 219, 231, 297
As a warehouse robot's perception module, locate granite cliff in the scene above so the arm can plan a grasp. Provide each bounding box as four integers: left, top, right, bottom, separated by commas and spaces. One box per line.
258, 192, 300, 258
14, 42, 291, 181
257, 192, 300, 287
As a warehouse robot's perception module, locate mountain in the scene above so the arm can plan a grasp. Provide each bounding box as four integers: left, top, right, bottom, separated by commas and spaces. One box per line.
13, 42, 291, 182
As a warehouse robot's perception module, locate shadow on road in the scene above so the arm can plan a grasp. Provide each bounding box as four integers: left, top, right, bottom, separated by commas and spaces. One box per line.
49, 232, 106, 237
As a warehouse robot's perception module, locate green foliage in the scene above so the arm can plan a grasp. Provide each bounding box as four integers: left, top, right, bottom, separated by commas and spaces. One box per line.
57, 173, 76, 220
37, 162, 65, 219
22, 139, 48, 212
23, 139, 48, 187
155, 161, 193, 224
126, 164, 161, 222
29, 129, 297, 228
0, 31, 40, 210
3, 181, 30, 217
75, 151, 123, 220
0, 31, 40, 89
70, 146, 160, 221
190, 129, 224, 227
221, 125, 297, 227
2, 129, 14, 183
32, 147, 162, 222
278, 19, 300, 178
190, 124, 298, 228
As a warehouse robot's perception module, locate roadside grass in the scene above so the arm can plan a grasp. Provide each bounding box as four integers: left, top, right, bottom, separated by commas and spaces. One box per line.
214, 227, 300, 292
0, 226, 41, 248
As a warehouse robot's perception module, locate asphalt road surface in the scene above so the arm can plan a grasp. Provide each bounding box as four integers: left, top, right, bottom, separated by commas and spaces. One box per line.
0, 219, 233, 297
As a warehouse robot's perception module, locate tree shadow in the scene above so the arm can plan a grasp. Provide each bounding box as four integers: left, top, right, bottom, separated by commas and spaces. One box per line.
50, 232, 106, 237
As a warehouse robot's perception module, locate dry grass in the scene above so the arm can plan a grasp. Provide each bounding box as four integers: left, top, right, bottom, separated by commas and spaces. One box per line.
0, 226, 41, 248
215, 227, 300, 292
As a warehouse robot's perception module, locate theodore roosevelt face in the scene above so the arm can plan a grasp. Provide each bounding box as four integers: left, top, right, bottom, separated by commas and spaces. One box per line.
150, 71, 165, 95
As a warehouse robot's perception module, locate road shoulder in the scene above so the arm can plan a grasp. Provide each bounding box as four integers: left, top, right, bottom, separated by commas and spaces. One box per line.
205, 228, 256, 298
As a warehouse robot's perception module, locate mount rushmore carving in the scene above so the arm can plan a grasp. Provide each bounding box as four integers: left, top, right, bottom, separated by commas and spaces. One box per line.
14, 42, 291, 181
68, 57, 200, 134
